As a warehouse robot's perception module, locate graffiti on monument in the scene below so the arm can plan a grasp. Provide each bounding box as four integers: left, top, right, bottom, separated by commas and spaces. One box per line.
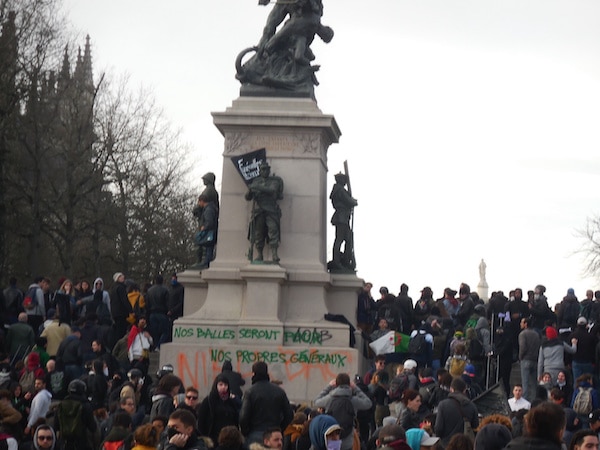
176, 347, 354, 391
173, 326, 334, 345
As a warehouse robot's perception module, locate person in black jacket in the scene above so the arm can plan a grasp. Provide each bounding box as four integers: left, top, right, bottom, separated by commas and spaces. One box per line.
220, 360, 245, 399
239, 362, 293, 445
434, 377, 478, 448
110, 273, 132, 345
56, 379, 97, 450
164, 409, 207, 450
198, 374, 241, 444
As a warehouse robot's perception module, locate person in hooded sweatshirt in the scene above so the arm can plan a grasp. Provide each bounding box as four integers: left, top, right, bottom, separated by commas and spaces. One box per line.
538, 326, 577, 382
220, 360, 245, 399
32, 425, 57, 450
308, 415, 342, 450
313, 373, 372, 450
198, 374, 241, 444
150, 374, 182, 421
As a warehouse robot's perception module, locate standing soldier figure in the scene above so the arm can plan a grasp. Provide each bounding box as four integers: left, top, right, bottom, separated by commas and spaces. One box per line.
245, 162, 284, 263
329, 172, 357, 271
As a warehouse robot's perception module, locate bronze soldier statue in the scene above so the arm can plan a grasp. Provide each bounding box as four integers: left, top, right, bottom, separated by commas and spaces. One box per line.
329, 172, 357, 272
245, 162, 284, 263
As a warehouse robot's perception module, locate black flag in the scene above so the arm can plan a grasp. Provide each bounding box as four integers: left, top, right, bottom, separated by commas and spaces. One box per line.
231, 148, 266, 185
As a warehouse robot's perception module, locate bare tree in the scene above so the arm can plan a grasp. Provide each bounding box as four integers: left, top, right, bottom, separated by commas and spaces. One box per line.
95, 76, 196, 281
576, 215, 600, 279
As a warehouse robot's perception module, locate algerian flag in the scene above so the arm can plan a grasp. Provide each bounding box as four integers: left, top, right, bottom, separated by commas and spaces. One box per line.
369, 331, 410, 355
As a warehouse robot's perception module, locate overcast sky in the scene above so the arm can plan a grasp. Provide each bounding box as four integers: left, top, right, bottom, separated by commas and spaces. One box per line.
63, 0, 600, 307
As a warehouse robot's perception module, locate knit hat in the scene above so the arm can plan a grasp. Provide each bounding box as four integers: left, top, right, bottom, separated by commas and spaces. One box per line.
382, 416, 396, 427
113, 272, 124, 282
403, 359, 417, 371
546, 327, 558, 340
577, 316, 588, 326
474, 424, 512, 450
464, 364, 476, 377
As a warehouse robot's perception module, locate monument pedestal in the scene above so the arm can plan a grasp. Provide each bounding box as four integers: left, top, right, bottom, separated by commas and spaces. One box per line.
160, 97, 367, 402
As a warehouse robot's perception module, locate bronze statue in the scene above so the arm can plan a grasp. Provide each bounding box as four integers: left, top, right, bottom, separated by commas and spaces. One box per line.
191, 194, 219, 270
328, 172, 357, 272
236, 0, 334, 96
245, 162, 284, 263
200, 172, 219, 209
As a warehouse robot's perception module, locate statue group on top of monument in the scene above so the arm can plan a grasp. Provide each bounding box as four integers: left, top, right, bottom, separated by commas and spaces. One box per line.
189, 162, 358, 272
236, 0, 334, 94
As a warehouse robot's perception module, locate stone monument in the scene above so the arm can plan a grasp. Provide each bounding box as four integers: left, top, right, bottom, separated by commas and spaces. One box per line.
477, 258, 489, 302
159, 2, 364, 402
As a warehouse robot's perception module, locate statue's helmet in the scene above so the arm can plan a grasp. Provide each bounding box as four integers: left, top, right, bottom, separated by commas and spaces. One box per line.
202, 172, 216, 184
334, 172, 348, 183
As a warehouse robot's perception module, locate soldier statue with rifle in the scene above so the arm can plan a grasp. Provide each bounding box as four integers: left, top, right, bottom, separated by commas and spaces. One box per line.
245, 162, 284, 263
328, 166, 357, 272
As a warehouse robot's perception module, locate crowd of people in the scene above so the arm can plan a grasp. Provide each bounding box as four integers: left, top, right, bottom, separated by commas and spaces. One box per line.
353, 281, 600, 449
2, 274, 600, 450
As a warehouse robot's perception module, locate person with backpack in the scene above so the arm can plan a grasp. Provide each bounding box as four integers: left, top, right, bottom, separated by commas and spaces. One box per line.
408, 323, 433, 369
19, 352, 45, 394
367, 370, 389, 428
101, 411, 134, 450
445, 343, 470, 378
571, 373, 599, 424
3, 277, 22, 325
434, 377, 479, 448
6, 313, 35, 362
23, 278, 46, 333
387, 360, 418, 415
314, 373, 372, 450
56, 379, 97, 450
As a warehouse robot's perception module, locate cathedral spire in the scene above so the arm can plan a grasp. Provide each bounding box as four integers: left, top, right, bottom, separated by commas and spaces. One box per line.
80, 35, 94, 90
58, 45, 70, 90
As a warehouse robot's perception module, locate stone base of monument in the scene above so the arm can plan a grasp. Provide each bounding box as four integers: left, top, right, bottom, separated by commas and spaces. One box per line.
159, 341, 358, 402
160, 95, 367, 403
161, 266, 364, 403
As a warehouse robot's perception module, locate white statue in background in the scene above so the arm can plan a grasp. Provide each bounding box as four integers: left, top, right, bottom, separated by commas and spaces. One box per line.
479, 259, 487, 283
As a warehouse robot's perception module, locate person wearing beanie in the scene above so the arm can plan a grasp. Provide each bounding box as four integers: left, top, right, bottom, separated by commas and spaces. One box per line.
239, 362, 293, 445
557, 287, 580, 330
405, 429, 439, 450
529, 285, 554, 332
474, 423, 512, 450
375, 424, 411, 450
538, 326, 577, 382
